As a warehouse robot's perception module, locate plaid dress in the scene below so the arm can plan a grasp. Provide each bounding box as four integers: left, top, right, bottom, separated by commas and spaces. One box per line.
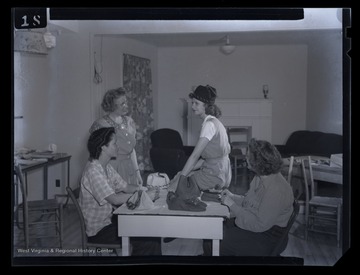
79, 160, 128, 236
89, 115, 138, 185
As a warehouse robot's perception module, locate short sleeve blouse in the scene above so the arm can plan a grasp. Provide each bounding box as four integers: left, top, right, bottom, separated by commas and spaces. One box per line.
199, 115, 216, 141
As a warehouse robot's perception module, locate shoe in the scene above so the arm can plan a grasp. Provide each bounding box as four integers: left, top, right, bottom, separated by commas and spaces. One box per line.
163, 238, 176, 243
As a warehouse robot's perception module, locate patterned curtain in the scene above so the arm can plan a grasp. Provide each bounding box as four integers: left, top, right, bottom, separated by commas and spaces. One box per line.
123, 54, 154, 171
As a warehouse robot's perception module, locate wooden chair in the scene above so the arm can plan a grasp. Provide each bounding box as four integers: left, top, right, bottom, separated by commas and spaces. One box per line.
301, 156, 342, 247
14, 164, 63, 249
282, 156, 306, 201
226, 126, 251, 184
286, 156, 302, 200
270, 199, 300, 256
287, 156, 295, 185
268, 157, 300, 256
66, 186, 123, 256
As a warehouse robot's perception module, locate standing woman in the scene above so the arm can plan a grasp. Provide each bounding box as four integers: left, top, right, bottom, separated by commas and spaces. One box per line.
170, 85, 232, 192
90, 87, 143, 186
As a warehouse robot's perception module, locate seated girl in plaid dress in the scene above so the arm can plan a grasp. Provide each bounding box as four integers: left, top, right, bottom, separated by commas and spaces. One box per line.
79, 127, 161, 256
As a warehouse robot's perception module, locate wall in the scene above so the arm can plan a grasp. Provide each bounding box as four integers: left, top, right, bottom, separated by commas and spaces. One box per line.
13, 28, 343, 199
90, 36, 158, 126
157, 44, 308, 145
306, 30, 343, 135
13, 33, 159, 199
14, 31, 92, 198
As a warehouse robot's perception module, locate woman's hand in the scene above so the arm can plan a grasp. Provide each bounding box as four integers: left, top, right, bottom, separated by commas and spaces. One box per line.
138, 185, 148, 191
220, 189, 235, 207
221, 194, 235, 208
136, 170, 143, 186
221, 189, 234, 199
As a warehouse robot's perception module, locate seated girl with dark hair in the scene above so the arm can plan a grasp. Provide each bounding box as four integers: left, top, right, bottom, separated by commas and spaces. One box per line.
203, 138, 294, 256
79, 127, 161, 255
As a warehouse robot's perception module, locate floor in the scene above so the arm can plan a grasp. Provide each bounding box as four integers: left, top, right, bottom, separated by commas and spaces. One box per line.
12, 167, 344, 266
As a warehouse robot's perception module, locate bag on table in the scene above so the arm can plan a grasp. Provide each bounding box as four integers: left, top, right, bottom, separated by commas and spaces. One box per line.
166, 175, 207, 212
201, 190, 222, 202
147, 172, 170, 188
126, 190, 158, 211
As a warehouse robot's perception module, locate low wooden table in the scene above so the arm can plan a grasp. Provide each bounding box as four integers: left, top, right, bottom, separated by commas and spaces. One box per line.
282, 156, 342, 185
113, 189, 230, 256
16, 153, 71, 200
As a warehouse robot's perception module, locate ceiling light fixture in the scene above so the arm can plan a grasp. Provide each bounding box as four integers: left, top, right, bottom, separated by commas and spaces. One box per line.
220, 35, 236, 55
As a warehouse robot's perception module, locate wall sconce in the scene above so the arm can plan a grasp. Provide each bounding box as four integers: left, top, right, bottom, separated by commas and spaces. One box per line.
43, 31, 56, 49
220, 35, 236, 55
263, 85, 269, 99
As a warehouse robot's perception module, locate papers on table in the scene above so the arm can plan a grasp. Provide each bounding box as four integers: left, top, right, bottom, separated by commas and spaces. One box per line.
310, 158, 330, 166
16, 158, 48, 165
283, 156, 331, 166
330, 154, 343, 168
28, 152, 67, 160
15, 150, 69, 166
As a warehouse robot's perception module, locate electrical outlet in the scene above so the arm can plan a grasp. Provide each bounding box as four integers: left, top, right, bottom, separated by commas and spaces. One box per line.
55, 179, 60, 187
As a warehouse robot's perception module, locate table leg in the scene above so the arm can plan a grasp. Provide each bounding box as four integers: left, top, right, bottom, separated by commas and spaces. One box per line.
44, 164, 48, 199
14, 174, 21, 229
122, 237, 131, 256
63, 159, 71, 207
234, 157, 237, 185
212, 239, 220, 256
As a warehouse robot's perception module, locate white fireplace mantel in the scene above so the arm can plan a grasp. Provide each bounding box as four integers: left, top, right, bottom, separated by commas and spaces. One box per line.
183, 98, 272, 146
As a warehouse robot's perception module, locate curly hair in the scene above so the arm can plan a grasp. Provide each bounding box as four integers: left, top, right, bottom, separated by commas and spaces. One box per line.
247, 138, 283, 175
205, 103, 222, 118
87, 127, 115, 160
101, 87, 126, 113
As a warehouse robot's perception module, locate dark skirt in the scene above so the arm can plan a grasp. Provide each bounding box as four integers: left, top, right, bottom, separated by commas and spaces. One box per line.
203, 218, 287, 256
88, 215, 162, 256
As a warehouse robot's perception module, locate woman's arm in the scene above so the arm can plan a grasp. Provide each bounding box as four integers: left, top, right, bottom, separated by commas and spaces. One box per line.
180, 137, 209, 176
221, 189, 245, 205
128, 116, 143, 186
192, 158, 205, 171
105, 192, 133, 207
106, 184, 146, 206
130, 149, 143, 186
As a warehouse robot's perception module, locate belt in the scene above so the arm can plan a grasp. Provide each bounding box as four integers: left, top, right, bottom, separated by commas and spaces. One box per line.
204, 156, 228, 164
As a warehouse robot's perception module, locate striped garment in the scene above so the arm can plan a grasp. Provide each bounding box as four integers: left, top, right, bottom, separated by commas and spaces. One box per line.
79, 160, 128, 236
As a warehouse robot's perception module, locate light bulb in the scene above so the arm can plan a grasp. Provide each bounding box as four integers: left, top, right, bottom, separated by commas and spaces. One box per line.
220, 35, 235, 55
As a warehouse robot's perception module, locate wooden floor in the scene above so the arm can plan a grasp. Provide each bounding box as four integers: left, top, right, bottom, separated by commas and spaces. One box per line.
12, 168, 343, 266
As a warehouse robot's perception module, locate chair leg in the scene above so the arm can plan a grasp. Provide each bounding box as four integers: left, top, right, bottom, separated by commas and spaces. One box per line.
337, 204, 341, 248
23, 209, 29, 249
15, 205, 23, 229
59, 204, 63, 248
305, 204, 309, 241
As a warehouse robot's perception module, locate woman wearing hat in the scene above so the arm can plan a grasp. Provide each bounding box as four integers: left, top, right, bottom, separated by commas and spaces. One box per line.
169, 85, 232, 193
